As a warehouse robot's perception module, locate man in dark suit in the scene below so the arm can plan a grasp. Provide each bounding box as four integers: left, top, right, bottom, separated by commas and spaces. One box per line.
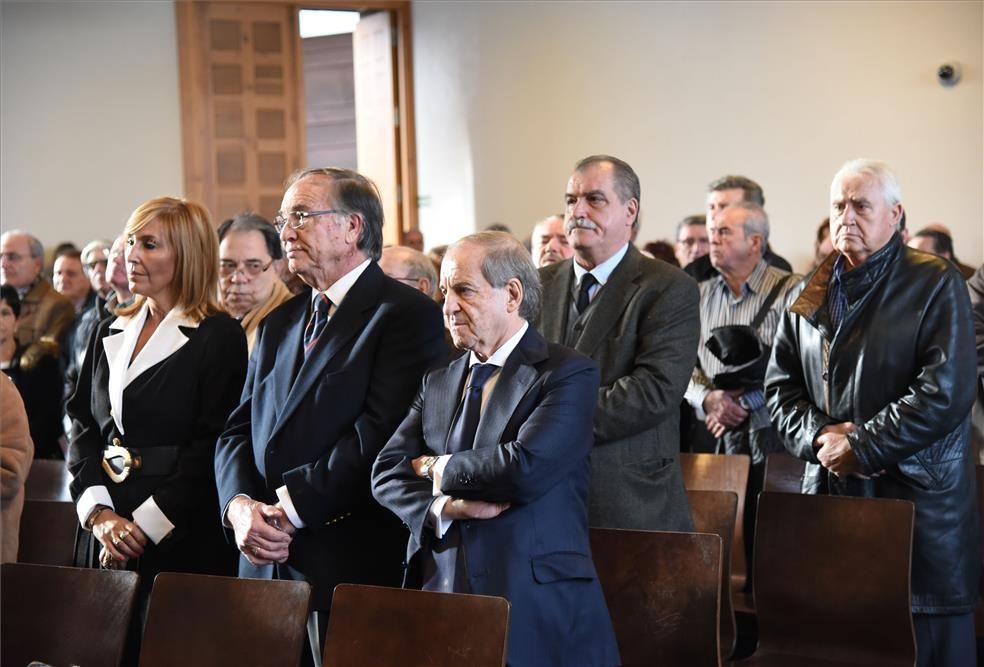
536, 155, 699, 531
373, 232, 620, 667
214, 168, 446, 649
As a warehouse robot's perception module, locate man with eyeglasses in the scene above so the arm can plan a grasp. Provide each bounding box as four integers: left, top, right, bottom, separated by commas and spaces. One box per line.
0, 230, 74, 348
217, 213, 293, 355
215, 167, 446, 663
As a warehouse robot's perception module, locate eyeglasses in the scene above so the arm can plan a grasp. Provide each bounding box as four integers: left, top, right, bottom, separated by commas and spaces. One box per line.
0, 252, 26, 262
274, 209, 344, 233
677, 238, 710, 247
220, 259, 274, 278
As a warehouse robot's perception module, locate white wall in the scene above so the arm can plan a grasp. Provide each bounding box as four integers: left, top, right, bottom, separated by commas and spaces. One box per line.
1, 0, 183, 251
413, 1, 984, 271
2, 1, 980, 272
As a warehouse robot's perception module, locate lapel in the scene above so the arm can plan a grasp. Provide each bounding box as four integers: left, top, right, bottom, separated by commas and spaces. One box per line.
267, 294, 308, 426
574, 245, 642, 357
103, 304, 198, 435
539, 261, 575, 343
269, 263, 385, 442
434, 354, 470, 454
472, 327, 546, 451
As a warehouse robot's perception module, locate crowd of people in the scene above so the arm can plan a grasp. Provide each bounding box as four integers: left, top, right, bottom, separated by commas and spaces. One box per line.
0, 155, 982, 667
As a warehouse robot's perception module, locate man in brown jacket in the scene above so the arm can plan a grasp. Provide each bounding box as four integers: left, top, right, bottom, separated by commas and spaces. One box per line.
1, 230, 74, 347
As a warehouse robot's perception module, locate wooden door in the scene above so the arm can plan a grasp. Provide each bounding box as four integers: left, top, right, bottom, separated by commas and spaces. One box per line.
176, 2, 303, 223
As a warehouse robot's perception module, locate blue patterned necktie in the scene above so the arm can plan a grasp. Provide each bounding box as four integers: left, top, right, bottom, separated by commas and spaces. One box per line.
447, 363, 498, 453
303, 293, 331, 357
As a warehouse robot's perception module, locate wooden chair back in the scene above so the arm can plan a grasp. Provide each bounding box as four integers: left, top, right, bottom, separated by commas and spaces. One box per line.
23, 458, 72, 502
687, 489, 739, 659
741, 492, 915, 666
2, 563, 139, 667
139, 573, 312, 667
762, 452, 806, 494
18, 499, 78, 566
680, 452, 751, 591
323, 583, 510, 667
590, 528, 722, 667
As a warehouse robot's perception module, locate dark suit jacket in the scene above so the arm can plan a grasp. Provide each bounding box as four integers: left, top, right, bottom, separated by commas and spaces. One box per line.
215, 262, 446, 611
536, 244, 699, 531
67, 311, 247, 583
372, 326, 620, 667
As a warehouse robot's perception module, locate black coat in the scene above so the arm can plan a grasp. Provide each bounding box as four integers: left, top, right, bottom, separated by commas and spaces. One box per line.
766, 235, 980, 613
214, 263, 447, 611
67, 310, 247, 583
4, 340, 63, 460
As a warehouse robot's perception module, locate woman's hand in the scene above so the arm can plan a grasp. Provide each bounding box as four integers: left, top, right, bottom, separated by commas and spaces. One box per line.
91, 509, 149, 565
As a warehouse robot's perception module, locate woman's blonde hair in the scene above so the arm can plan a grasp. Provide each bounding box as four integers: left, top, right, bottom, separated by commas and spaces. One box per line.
117, 196, 221, 321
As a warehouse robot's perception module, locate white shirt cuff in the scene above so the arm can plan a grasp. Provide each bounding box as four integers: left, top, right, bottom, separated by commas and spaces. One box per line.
76, 485, 115, 527
431, 454, 451, 495
276, 485, 306, 529
428, 495, 453, 539
132, 496, 175, 544
686, 381, 711, 419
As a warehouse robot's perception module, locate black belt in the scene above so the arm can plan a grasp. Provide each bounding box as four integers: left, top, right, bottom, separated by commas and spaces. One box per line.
101, 438, 180, 483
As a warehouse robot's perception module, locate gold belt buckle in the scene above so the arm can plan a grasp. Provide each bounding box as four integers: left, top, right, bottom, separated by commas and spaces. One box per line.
102, 438, 142, 483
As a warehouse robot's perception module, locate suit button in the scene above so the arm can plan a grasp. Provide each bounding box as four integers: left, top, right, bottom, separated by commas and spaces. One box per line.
822, 372, 829, 381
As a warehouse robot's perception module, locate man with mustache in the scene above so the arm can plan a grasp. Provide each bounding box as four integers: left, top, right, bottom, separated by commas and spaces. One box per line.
536, 155, 699, 531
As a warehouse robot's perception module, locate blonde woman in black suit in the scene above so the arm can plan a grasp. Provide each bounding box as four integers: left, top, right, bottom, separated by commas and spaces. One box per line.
68, 196, 247, 607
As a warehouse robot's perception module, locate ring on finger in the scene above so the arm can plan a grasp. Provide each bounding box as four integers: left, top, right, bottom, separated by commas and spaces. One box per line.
118, 530, 130, 541
112, 535, 120, 546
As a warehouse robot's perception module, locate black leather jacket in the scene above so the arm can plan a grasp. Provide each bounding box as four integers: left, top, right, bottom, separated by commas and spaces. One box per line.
766, 234, 980, 614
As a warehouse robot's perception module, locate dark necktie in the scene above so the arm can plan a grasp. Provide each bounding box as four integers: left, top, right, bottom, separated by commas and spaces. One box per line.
447, 363, 498, 454
303, 293, 331, 357
577, 273, 598, 314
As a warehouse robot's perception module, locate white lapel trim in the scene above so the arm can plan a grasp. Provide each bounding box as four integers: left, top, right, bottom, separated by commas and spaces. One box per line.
103, 304, 199, 435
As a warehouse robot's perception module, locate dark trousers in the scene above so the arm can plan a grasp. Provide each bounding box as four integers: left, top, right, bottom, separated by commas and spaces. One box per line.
913, 612, 976, 667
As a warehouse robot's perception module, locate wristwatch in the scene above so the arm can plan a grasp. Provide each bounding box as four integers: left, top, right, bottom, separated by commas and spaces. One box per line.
419, 456, 439, 480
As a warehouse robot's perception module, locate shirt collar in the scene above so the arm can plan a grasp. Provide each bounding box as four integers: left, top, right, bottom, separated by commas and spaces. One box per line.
572, 242, 629, 287
312, 258, 371, 309
467, 321, 529, 368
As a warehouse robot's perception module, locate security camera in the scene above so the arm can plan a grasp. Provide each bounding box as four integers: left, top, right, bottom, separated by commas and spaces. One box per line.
937, 62, 962, 87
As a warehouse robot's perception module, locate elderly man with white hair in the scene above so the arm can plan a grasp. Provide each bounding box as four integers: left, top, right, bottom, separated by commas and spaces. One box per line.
766, 159, 979, 667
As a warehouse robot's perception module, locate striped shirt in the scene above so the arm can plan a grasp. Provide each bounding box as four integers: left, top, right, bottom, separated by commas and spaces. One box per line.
685, 259, 800, 415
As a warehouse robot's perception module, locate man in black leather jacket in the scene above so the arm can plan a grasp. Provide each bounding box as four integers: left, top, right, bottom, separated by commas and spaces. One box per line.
766, 159, 979, 667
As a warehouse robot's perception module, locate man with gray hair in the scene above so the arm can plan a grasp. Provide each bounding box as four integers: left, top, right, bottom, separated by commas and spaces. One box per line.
537, 154, 699, 533
685, 202, 798, 569
0, 230, 74, 347
373, 231, 620, 667
686, 175, 792, 282
215, 167, 446, 660
767, 159, 979, 666
379, 245, 438, 298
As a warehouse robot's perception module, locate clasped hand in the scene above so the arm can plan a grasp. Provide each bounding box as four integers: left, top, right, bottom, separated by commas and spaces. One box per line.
227, 497, 295, 565
93, 509, 148, 568
815, 422, 884, 479
703, 389, 748, 438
